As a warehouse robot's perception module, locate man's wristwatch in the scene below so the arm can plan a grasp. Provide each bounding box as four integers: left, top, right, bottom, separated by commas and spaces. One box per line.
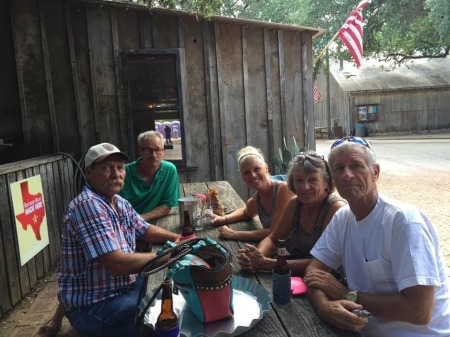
344, 290, 358, 302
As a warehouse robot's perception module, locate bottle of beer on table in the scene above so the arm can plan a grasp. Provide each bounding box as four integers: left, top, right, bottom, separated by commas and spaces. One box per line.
180, 210, 196, 241
155, 278, 180, 337
272, 239, 291, 304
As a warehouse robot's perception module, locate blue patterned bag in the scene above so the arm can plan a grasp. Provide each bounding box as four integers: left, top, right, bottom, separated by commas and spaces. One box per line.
137, 237, 234, 324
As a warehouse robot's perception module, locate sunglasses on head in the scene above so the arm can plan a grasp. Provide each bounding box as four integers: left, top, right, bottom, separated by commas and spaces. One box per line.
296, 151, 323, 158
331, 136, 372, 149
294, 151, 331, 184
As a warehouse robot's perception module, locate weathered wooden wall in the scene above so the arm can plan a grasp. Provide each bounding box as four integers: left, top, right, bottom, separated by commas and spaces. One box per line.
315, 84, 450, 136
0, 155, 75, 317
314, 68, 450, 136
313, 73, 349, 135
0, 0, 20, 146
351, 88, 450, 134
1, 0, 317, 200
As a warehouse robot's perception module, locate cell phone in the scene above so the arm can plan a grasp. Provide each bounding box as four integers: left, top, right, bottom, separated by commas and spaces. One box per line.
352, 309, 372, 318
291, 276, 308, 295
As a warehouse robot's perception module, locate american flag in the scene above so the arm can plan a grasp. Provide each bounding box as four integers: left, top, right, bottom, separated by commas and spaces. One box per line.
338, 0, 369, 68
313, 86, 321, 103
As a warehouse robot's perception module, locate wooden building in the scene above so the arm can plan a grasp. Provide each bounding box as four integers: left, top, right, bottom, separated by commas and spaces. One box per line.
314, 58, 450, 137
0, 0, 324, 316
1, 0, 324, 198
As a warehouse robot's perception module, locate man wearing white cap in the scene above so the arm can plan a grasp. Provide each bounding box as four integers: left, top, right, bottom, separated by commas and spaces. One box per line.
38, 143, 179, 337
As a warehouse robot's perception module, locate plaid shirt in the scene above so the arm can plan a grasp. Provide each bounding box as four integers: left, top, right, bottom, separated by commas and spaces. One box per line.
58, 184, 149, 309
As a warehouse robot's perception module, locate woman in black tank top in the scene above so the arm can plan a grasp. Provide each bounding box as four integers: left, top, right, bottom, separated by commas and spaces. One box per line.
237, 151, 346, 276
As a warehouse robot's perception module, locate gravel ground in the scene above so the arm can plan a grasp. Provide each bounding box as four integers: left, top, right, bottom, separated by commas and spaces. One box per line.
377, 168, 450, 268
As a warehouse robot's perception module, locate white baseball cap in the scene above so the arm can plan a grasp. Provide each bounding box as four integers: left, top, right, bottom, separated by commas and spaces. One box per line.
84, 143, 129, 167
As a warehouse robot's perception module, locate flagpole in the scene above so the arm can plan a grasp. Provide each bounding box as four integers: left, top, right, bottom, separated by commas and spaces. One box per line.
326, 48, 331, 139
315, 0, 369, 65
315, 30, 340, 64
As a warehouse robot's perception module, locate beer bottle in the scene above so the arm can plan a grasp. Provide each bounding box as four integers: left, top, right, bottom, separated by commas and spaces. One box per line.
272, 239, 291, 304
155, 278, 180, 337
180, 210, 196, 241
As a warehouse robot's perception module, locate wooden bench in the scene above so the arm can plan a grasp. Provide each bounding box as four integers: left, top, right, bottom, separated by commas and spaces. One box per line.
164, 143, 174, 150
315, 126, 329, 138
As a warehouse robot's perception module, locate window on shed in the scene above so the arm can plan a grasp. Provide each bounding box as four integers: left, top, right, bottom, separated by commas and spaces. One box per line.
356, 104, 378, 122
122, 49, 186, 166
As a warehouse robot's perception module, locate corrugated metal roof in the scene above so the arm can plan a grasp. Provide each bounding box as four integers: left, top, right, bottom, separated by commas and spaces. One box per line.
331, 57, 450, 92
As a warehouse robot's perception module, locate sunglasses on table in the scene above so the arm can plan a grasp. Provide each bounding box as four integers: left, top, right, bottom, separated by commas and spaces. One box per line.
331, 136, 372, 149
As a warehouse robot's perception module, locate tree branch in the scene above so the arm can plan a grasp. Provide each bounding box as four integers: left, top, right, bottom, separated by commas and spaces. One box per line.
379, 47, 450, 64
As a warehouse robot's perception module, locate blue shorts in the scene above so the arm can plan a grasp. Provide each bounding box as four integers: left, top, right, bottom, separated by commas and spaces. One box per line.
65, 277, 144, 337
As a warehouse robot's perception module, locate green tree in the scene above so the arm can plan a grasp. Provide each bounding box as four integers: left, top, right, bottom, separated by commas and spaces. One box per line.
220, 0, 304, 24
229, 0, 450, 66
284, 0, 449, 65
114, 0, 449, 66
115, 0, 223, 17
426, 0, 450, 45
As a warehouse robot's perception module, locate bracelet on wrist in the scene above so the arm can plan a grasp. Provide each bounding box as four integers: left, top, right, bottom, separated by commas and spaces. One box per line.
224, 215, 228, 225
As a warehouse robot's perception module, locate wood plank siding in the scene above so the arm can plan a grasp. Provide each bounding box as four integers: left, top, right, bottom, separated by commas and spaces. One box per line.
1, 0, 321, 198
0, 155, 75, 317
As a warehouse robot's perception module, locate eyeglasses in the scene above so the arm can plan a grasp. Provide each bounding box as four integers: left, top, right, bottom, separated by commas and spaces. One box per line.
331, 136, 372, 149
140, 146, 163, 154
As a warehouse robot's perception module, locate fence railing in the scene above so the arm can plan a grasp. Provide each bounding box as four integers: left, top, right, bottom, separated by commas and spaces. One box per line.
0, 155, 76, 317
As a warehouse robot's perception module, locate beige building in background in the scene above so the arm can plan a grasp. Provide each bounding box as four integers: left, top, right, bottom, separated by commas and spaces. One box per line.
314, 57, 450, 137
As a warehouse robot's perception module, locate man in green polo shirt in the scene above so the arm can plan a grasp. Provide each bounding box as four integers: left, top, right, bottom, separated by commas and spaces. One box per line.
120, 130, 180, 222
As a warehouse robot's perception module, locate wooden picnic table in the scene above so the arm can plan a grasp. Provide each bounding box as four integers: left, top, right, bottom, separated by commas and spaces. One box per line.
149, 181, 359, 337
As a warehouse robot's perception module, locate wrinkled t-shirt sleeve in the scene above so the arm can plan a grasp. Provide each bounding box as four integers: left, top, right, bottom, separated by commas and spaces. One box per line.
310, 210, 346, 270
391, 210, 442, 291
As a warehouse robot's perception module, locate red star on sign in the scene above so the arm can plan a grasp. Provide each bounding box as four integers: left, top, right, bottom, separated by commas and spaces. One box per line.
15, 181, 46, 241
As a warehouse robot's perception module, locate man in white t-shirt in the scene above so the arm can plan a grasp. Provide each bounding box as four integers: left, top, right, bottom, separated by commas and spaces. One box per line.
303, 137, 450, 337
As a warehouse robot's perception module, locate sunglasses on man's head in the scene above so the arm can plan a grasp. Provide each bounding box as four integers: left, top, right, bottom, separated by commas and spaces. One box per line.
331, 136, 372, 149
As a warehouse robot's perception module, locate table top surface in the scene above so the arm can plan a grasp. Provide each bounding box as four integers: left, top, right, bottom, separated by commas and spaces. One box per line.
147, 181, 359, 337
